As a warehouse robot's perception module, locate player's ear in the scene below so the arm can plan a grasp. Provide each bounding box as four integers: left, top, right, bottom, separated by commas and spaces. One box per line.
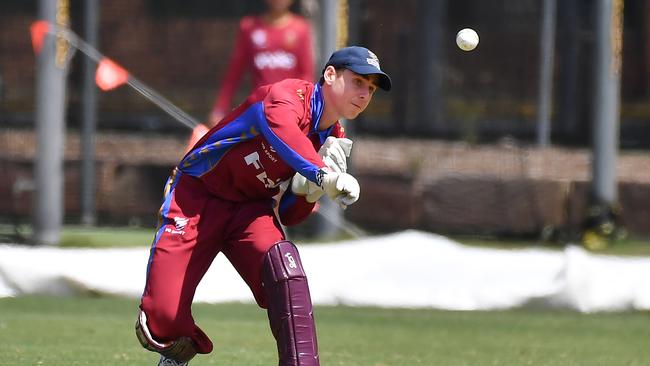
322, 65, 338, 86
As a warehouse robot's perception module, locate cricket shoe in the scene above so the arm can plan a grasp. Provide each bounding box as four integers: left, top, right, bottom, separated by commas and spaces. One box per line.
158, 355, 188, 366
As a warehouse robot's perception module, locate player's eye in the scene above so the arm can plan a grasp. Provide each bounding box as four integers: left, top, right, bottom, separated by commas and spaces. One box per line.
353, 76, 376, 95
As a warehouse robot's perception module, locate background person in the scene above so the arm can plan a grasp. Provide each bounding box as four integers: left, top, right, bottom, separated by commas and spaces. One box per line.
186, 0, 314, 151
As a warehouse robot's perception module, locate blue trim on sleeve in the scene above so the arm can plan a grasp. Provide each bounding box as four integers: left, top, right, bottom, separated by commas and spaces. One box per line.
253, 102, 323, 183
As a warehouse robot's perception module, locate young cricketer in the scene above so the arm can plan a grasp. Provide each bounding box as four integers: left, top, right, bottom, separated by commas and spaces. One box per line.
135, 46, 392, 366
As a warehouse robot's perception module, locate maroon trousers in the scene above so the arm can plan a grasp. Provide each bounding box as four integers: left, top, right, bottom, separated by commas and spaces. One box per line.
140, 173, 285, 354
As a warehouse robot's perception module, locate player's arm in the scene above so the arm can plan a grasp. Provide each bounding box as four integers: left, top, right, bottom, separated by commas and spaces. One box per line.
259, 84, 360, 208
277, 134, 351, 224
258, 85, 328, 182
290, 135, 359, 210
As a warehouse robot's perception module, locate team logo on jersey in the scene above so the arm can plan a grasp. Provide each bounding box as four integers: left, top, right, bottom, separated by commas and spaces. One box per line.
366, 50, 381, 70
251, 29, 267, 48
173, 217, 189, 231
254, 51, 296, 69
165, 216, 188, 235
296, 89, 304, 101
244, 151, 283, 189
260, 141, 278, 163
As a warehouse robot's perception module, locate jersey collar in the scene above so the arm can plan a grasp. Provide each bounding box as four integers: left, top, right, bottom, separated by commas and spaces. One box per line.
310, 83, 334, 144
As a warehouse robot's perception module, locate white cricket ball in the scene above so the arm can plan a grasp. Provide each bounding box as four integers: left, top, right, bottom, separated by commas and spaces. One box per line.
456, 28, 479, 51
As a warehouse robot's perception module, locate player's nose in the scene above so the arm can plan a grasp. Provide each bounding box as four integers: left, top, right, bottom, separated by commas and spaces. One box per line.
359, 88, 370, 99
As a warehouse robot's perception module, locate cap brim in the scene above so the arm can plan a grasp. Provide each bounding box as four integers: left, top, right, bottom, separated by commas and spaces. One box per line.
347, 65, 392, 91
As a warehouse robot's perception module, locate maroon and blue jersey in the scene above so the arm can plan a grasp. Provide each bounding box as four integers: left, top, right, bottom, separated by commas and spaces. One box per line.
179, 79, 345, 225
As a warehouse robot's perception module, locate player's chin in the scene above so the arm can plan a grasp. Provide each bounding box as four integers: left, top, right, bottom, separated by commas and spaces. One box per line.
344, 111, 360, 119
344, 108, 363, 120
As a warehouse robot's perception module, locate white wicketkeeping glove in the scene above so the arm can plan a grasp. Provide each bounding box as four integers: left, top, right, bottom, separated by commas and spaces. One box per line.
320, 171, 360, 209
319, 136, 353, 173
291, 173, 324, 203
291, 137, 354, 203
291, 170, 361, 208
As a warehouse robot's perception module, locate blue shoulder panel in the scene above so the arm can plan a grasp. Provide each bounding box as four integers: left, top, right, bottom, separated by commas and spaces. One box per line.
179, 105, 263, 177
179, 101, 323, 183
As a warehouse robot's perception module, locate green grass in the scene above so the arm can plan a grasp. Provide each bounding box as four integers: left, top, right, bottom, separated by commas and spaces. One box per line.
3, 226, 649, 365
1, 296, 649, 366
0, 224, 156, 248
59, 226, 156, 248
57, 226, 650, 257
3, 224, 650, 256
454, 235, 650, 257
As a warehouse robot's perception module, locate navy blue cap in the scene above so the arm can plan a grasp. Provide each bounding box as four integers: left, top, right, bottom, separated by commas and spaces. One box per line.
324, 46, 392, 91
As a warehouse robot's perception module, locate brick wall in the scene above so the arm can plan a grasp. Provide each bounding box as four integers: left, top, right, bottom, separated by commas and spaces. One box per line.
344, 138, 650, 237
3, 129, 650, 237
0, 0, 242, 124
4, 1, 650, 143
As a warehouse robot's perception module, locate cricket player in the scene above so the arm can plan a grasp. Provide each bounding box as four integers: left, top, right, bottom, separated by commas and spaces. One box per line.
135, 46, 391, 366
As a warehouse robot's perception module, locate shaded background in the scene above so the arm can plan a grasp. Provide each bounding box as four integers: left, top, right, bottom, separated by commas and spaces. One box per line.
2, 0, 650, 242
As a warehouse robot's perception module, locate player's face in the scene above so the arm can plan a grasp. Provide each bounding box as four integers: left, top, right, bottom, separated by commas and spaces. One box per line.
330, 69, 378, 119
264, 0, 293, 13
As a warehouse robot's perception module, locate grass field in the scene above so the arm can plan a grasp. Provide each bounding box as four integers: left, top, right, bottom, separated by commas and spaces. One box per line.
4, 224, 650, 257
1, 295, 650, 366
2, 226, 650, 365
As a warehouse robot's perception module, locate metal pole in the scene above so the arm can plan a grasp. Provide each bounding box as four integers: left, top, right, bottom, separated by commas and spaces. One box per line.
416, 0, 445, 134
33, 0, 69, 245
592, 0, 622, 204
536, 0, 557, 147
80, 0, 99, 226
314, 0, 340, 239
321, 0, 338, 62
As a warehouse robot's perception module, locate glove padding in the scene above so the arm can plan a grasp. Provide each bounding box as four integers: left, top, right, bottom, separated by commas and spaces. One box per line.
291, 137, 354, 203
320, 171, 360, 209
319, 136, 353, 173
291, 173, 323, 203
